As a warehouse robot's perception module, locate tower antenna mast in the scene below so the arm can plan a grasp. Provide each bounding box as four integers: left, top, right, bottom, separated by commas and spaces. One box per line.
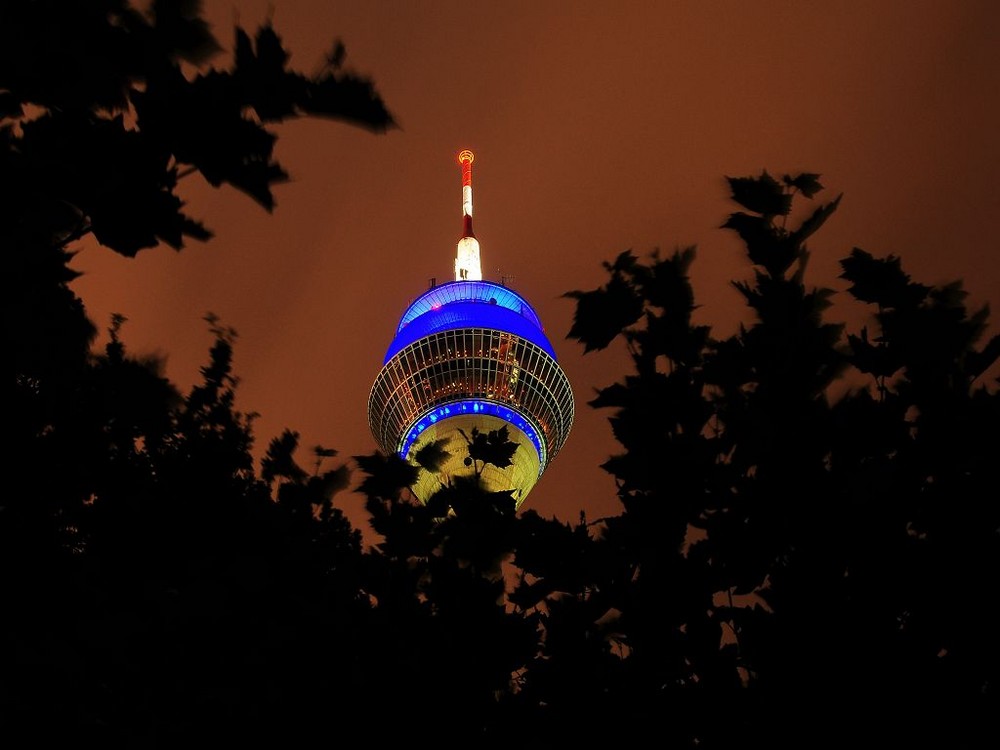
455, 149, 482, 281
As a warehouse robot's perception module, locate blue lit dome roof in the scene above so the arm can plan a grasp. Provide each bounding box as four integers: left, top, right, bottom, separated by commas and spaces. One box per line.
384, 280, 557, 363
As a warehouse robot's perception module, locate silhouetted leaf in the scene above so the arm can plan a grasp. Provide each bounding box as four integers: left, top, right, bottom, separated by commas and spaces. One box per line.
722, 212, 794, 276
788, 194, 841, 248
151, 0, 221, 64
314, 463, 351, 502
413, 438, 452, 473
782, 172, 824, 198
847, 327, 902, 378
727, 171, 791, 216
231, 22, 302, 121
565, 252, 644, 351
840, 248, 929, 308
301, 67, 396, 131
966, 333, 1000, 380
462, 426, 519, 471
354, 451, 419, 499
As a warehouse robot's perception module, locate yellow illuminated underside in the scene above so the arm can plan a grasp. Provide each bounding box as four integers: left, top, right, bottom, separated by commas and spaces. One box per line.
405, 414, 541, 509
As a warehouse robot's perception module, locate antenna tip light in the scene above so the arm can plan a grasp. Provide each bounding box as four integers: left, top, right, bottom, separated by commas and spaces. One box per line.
458, 149, 475, 165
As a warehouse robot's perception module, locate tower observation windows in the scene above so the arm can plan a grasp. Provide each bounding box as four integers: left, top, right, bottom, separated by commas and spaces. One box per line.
369, 328, 574, 467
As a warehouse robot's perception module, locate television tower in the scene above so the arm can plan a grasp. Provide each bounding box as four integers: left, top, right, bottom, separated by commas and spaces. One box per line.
368, 150, 574, 507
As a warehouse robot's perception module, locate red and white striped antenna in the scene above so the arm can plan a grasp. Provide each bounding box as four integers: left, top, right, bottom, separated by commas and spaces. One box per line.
455, 149, 482, 281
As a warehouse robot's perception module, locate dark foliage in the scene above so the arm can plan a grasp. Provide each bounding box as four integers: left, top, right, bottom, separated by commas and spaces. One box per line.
4, 1, 393, 743
538, 172, 998, 746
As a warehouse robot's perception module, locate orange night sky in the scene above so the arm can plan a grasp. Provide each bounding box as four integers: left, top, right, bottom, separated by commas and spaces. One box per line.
72, 0, 1000, 538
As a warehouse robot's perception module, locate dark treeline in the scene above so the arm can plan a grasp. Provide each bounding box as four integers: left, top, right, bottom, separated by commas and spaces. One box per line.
5, 3, 998, 747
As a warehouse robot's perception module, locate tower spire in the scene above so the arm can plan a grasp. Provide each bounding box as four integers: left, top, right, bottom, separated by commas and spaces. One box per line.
455, 149, 482, 281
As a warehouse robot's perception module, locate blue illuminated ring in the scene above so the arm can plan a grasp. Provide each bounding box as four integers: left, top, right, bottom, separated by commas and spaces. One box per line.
398, 398, 547, 476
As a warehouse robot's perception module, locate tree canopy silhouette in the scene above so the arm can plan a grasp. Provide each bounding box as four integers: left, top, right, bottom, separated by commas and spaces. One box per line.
5, 2, 394, 742
552, 172, 999, 746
